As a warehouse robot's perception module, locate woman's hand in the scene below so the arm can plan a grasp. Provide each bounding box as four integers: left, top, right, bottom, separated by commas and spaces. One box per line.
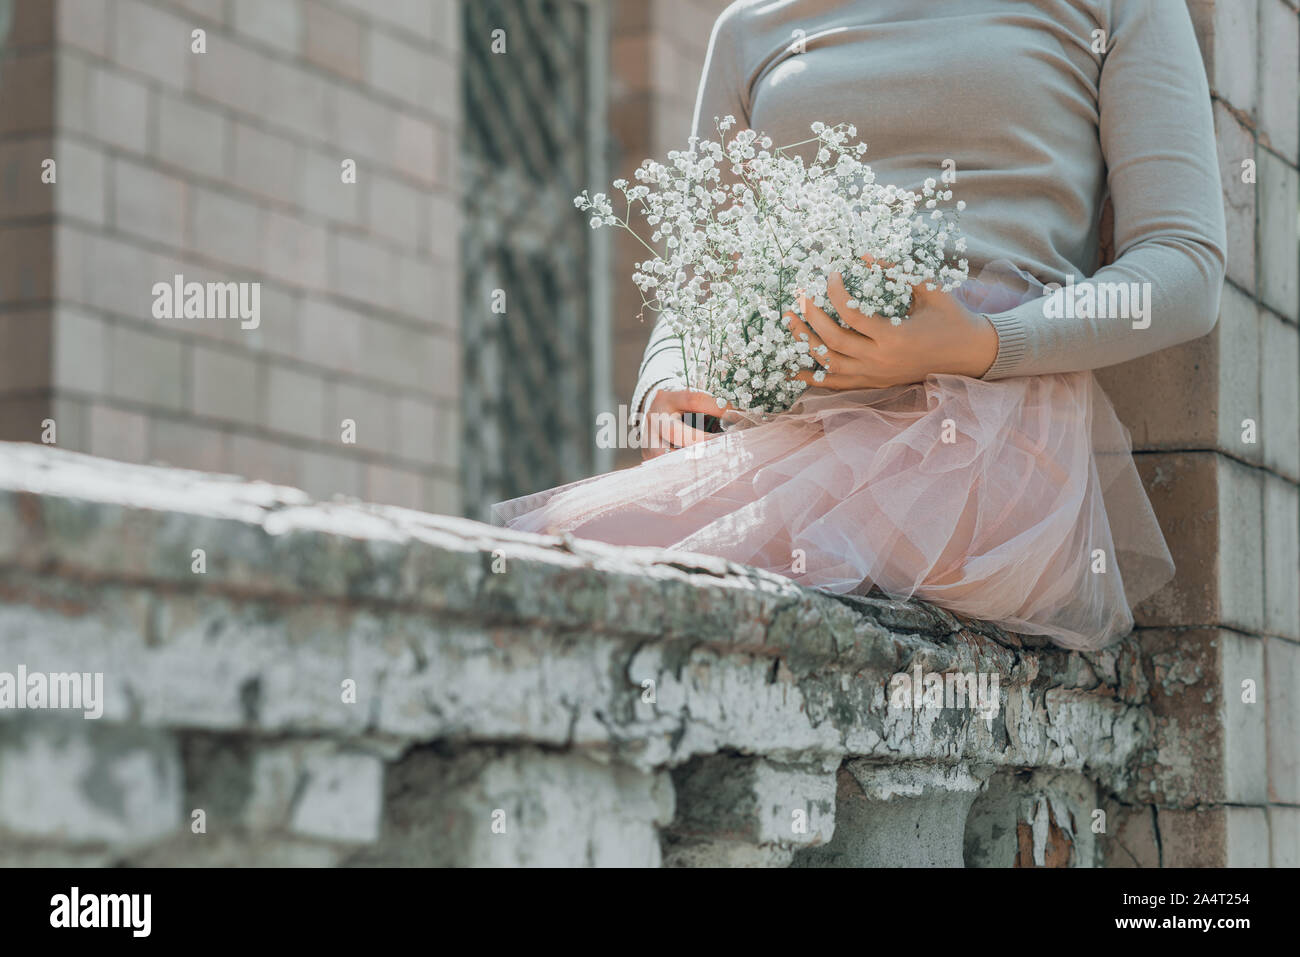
787, 269, 1000, 389
639, 387, 729, 460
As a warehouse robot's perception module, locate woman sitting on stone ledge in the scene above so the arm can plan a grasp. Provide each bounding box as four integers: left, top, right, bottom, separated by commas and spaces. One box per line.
496, 0, 1227, 653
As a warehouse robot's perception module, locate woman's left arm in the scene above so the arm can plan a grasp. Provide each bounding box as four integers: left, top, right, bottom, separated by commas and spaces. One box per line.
792, 0, 1227, 386
980, 0, 1227, 378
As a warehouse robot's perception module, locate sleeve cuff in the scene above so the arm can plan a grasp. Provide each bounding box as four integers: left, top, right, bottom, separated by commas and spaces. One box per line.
981, 308, 1030, 379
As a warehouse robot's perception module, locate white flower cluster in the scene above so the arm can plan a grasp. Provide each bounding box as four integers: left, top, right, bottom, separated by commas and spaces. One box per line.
576, 119, 969, 414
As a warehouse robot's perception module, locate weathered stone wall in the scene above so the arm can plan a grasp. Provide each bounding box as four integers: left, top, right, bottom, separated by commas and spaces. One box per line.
0, 442, 1167, 866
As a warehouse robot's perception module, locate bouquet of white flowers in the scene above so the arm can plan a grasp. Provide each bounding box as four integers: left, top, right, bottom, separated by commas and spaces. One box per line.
576, 117, 969, 415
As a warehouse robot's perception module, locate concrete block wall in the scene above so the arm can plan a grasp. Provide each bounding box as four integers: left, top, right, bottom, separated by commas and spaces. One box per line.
0, 0, 462, 513
1093, 0, 1299, 866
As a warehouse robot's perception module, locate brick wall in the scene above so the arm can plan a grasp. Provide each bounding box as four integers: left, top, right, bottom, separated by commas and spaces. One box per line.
1094, 0, 1300, 866
0, 0, 462, 513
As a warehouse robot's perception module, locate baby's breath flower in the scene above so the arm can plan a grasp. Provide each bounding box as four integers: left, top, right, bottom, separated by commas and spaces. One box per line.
575, 120, 969, 413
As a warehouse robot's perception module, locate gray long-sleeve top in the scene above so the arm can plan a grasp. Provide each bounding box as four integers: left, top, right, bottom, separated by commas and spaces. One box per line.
632, 0, 1227, 418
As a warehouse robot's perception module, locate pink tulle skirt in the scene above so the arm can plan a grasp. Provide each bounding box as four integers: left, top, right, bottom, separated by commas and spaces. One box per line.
494, 265, 1174, 651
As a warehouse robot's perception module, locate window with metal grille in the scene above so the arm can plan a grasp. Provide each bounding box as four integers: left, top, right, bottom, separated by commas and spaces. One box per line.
460, 0, 611, 521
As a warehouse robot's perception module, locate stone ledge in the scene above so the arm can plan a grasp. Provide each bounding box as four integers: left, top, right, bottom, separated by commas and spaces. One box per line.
0, 443, 1152, 866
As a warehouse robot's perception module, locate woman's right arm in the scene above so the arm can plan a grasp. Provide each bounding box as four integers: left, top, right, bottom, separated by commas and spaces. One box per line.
632, 3, 750, 458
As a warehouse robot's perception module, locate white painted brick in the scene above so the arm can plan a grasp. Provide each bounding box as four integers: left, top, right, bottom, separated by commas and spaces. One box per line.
110, 323, 185, 410
1266, 637, 1300, 803
427, 190, 457, 262
242, 281, 299, 359
190, 344, 260, 426
1260, 310, 1300, 480
262, 210, 328, 289
148, 416, 228, 472
335, 0, 436, 39
297, 298, 363, 374
364, 463, 422, 508
1262, 476, 1300, 640
1195, 0, 1257, 112
192, 35, 273, 119
296, 447, 364, 500
392, 253, 435, 323
360, 318, 431, 390
87, 402, 150, 461
329, 231, 395, 308
52, 305, 108, 394
111, 157, 187, 248
393, 112, 436, 186
232, 0, 303, 56
330, 380, 394, 455
1215, 103, 1256, 294
265, 363, 326, 440
427, 331, 459, 400
1269, 805, 1300, 866
190, 185, 263, 273
1216, 283, 1261, 463
1259, 0, 1299, 163
57, 0, 110, 56
171, 0, 225, 23
304, 2, 363, 81
1221, 632, 1268, 804
261, 59, 330, 142
76, 233, 162, 319
113, 0, 191, 89
55, 51, 91, 134
421, 472, 460, 514
1217, 455, 1265, 633
368, 174, 424, 250
49, 135, 105, 226
87, 65, 150, 153
330, 85, 398, 169
295, 151, 362, 226
394, 395, 437, 464
231, 121, 301, 204
1258, 150, 1299, 322
434, 402, 459, 468
430, 0, 459, 49
1224, 806, 1270, 867
156, 92, 227, 181
46, 395, 88, 450
228, 431, 299, 486
366, 30, 435, 110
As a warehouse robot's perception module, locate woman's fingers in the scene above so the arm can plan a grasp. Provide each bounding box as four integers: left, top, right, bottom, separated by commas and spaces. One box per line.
792, 369, 878, 390
667, 388, 734, 417
786, 312, 830, 367
826, 271, 892, 336
799, 294, 873, 358
643, 413, 708, 457
660, 413, 713, 448
787, 309, 856, 371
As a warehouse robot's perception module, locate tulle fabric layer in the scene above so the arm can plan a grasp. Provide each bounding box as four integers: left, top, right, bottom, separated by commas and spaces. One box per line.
494, 372, 1172, 650
492, 263, 1174, 650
